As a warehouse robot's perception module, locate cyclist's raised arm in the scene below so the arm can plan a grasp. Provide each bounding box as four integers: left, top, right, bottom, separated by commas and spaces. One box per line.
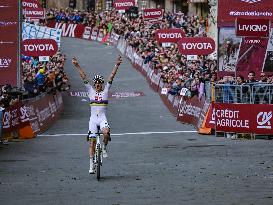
72, 57, 93, 90
107, 55, 122, 84
72, 57, 88, 81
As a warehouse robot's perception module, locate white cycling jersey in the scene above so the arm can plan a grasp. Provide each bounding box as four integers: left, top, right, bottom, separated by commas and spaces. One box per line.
84, 81, 111, 136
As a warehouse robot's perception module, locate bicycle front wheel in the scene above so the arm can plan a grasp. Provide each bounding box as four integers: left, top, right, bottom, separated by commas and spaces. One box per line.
96, 145, 101, 181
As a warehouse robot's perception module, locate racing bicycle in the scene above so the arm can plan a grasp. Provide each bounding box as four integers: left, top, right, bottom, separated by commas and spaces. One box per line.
87, 126, 103, 181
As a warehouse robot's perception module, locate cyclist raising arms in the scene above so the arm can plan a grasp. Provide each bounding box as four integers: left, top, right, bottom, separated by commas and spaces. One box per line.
72, 55, 122, 174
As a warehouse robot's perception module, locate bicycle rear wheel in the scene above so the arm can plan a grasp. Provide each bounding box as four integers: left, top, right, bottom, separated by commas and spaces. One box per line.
96, 145, 101, 181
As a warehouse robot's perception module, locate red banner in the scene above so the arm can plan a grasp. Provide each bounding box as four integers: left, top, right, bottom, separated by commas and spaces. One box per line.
47, 21, 85, 38
218, 0, 273, 26
236, 18, 270, 37
177, 96, 207, 129
24, 92, 64, 134
2, 102, 31, 133
0, 0, 19, 86
177, 37, 215, 55
23, 8, 45, 19
22, 39, 58, 57
207, 103, 273, 134
113, 0, 135, 10
143, 9, 163, 19
155, 29, 185, 43
22, 0, 41, 9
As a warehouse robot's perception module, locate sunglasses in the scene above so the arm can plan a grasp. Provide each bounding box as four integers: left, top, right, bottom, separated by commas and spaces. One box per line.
260, 75, 266, 77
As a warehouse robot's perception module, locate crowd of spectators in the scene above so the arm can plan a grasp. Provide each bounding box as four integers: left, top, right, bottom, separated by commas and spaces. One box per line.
22, 52, 70, 98
46, 8, 272, 102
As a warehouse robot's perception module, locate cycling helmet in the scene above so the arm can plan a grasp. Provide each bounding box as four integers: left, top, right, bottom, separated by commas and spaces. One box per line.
93, 75, 104, 84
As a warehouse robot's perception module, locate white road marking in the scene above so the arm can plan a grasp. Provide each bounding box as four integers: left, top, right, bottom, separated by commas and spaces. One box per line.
38, 130, 197, 137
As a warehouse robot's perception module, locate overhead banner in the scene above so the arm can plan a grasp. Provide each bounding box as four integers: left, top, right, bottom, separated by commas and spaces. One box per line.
177, 37, 215, 55
0, 0, 19, 86
22, 0, 41, 9
212, 103, 273, 135
143, 9, 163, 19
22, 39, 58, 57
113, 0, 135, 10
23, 8, 45, 19
218, 0, 273, 26
155, 29, 185, 43
236, 18, 270, 37
22, 22, 62, 47
47, 21, 85, 39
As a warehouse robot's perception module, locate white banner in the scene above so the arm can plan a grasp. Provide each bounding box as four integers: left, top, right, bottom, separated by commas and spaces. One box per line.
22, 23, 62, 47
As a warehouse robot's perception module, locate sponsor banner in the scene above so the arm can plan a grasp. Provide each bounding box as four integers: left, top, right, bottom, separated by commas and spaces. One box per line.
177, 96, 206, 129
236, 18, 270, 37
143, 9, 163, 19
2, 102, 31, 133
23, 8, 45, 19
126, 46, 134, 63
155, 29, 185, 43
22, 39, 58, 57
97, 30, 104, 42
207, 103, 273, 134
39, 56, 49, 62
24, 92, 64, 134
113, 0, 135, 10
23, 22, 62, 47
0, 0, 19, 86
47, 21, 85, 39
69, 91, 144, 98
218, 0, 273, 26
218, 27, 270, 78
22, 0, 41, 9
177, 37, 215, 55
82, 26, 92, 39
91, 27, 98, 40
150, 72, 161, 92
109, 32, 120, 45
160, 93, 176, 116
243, 37, 262, 44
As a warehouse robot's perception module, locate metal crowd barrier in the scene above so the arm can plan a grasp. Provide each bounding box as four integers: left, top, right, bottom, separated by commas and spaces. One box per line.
211, 83, 273, 104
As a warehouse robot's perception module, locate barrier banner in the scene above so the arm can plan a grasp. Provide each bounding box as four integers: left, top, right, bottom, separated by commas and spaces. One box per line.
218, 0, 273, 26
150, 72, 161, 92
47, 21, 85, 39
90, 27, 98, 40
125, 46, 134, 63
110, 32, 120, 45
24, 92, 63, 134
97, 30, 104, 42
0, 0, 19, 86
177, 96, 206, 129
213, 103, 273, 135
23, 22, 62, 47
82, 26, 92, 39
173, 96, 181, 116
2, 102, 31, 133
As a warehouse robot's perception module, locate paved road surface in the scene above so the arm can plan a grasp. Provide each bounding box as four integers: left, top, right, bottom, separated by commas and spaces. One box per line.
1, 38, 273, 205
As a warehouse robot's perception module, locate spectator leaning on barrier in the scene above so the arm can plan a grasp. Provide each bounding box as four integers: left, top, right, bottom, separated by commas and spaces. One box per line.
259, 72, 268, 83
